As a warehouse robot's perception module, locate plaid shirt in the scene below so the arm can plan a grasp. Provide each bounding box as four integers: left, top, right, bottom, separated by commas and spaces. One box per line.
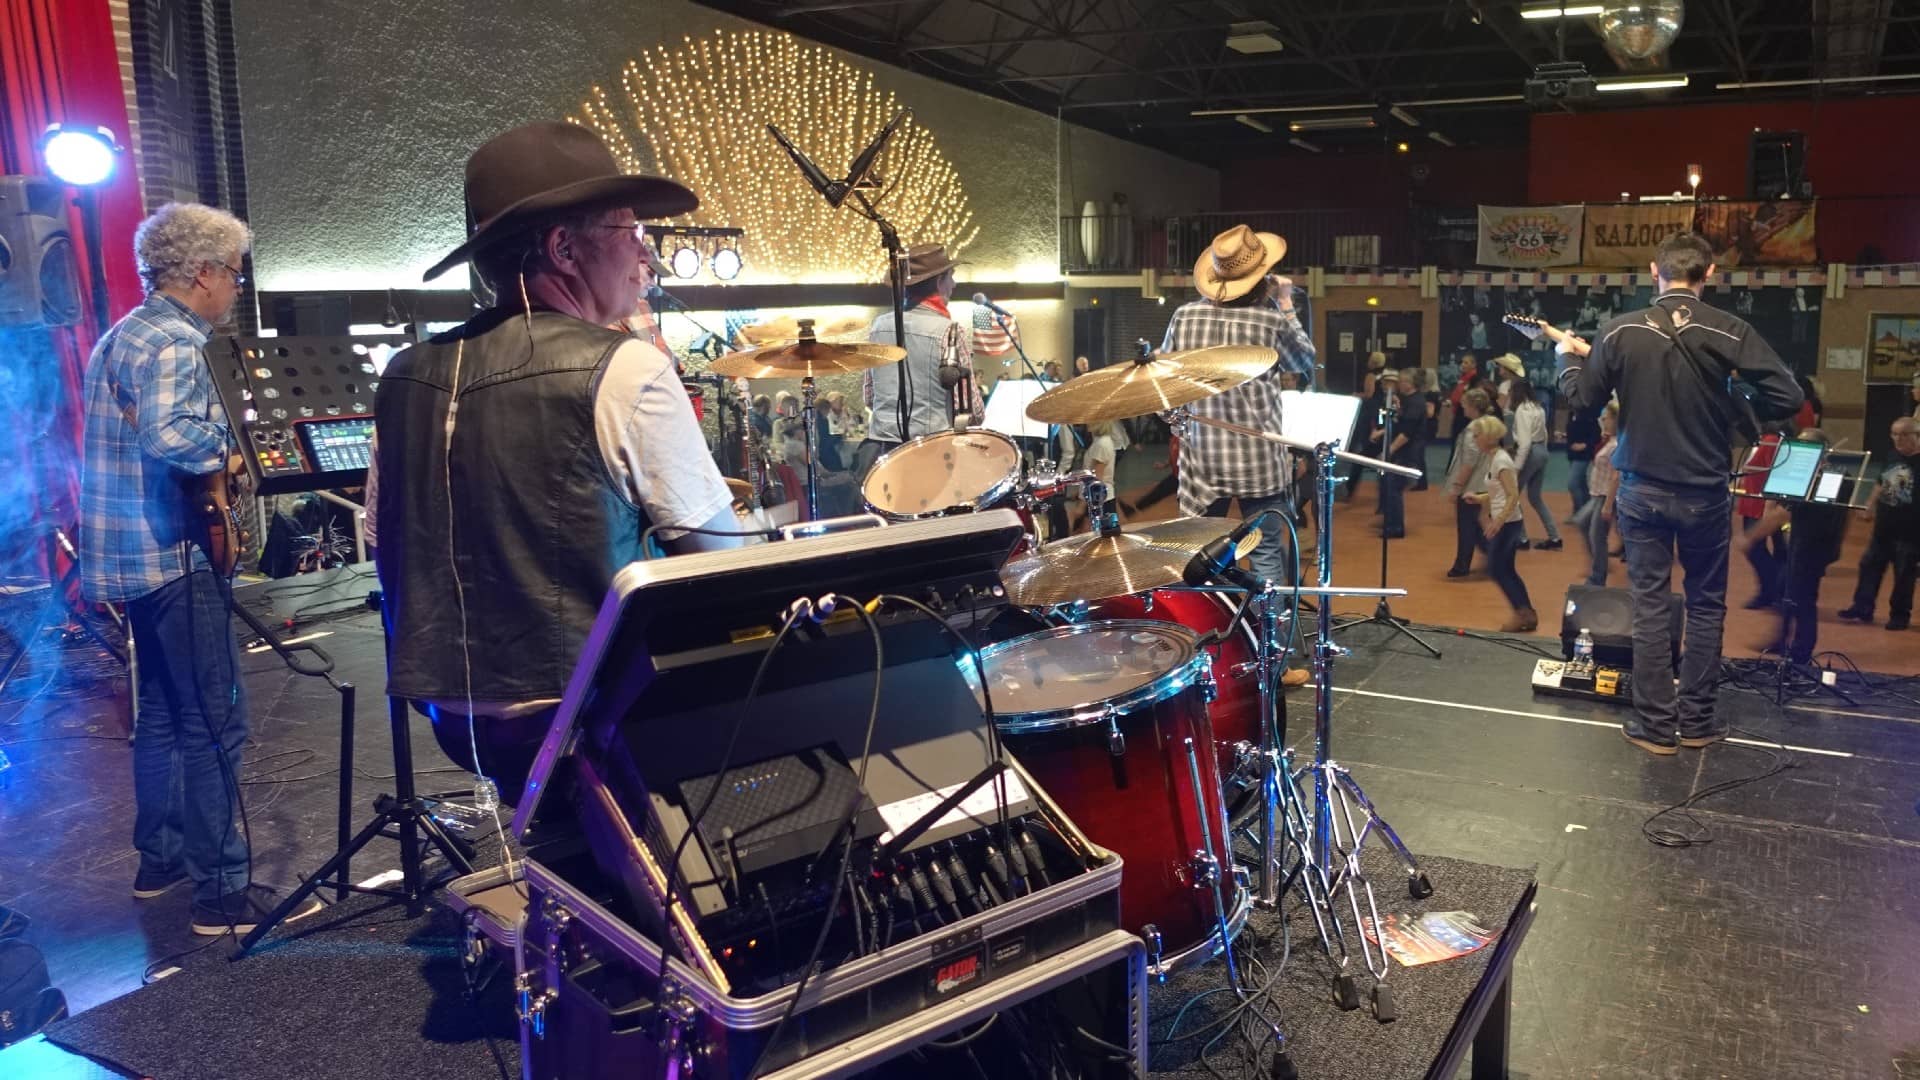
79, 293, 231, 603
1162, 296, 1317, 516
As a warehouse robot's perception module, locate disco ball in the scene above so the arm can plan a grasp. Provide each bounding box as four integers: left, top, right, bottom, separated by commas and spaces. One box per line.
1599, 1, 1684, 60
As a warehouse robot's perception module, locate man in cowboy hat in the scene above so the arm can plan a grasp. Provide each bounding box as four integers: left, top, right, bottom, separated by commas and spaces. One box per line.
370, 120, 744, 803
1168, 224, 1318, 590
854, 242, 985, 480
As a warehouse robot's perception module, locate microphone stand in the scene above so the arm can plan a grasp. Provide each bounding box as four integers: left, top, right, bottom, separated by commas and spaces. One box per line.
1332, 394, 1441, 658
992, 308, 1084, 469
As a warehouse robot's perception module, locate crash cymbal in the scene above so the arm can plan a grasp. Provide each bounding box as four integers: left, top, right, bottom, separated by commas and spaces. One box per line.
1025, 345, 1276, 425
711, 337, 906, 378
999, 518, 1260, 608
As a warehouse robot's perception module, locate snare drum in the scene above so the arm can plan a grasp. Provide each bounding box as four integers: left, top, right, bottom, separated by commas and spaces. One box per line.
967, 620, 1251, 977
862, 430, 1023, 520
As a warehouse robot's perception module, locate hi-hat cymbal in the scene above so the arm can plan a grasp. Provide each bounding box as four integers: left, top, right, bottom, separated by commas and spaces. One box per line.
1000, 517, 1261, 608
1025, 345, 1276, 425
711, 338, 906, 378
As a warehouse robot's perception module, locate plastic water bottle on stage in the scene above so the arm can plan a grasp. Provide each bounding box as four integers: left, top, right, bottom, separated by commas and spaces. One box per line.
1574, 627, 1595, 670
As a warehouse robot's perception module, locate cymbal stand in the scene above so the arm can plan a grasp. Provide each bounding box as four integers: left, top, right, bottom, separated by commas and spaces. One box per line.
1296, 439, 1431, 1020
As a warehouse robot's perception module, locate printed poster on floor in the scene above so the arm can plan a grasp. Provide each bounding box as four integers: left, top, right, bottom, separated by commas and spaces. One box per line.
1476, 205, 1584, 268
1692, 200, 1818, 266
1584, 203, 1695, 267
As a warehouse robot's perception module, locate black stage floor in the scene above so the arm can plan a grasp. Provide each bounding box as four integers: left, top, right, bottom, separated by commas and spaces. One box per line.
2, 565, 1918, 1078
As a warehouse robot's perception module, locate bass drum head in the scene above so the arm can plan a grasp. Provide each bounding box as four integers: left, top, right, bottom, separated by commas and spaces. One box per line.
862, 430, 1022, 519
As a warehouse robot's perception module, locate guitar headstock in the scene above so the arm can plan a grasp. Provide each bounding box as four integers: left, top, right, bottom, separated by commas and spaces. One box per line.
1502, 312, 1546, 341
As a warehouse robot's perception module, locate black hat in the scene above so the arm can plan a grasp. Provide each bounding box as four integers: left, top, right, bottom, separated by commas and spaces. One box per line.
424, 121, 698, 282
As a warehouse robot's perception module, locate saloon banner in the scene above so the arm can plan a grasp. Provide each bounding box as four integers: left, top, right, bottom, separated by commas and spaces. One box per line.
1692, 200, 1818, 266
1584, 203, 1695, 266
1475, 205, 1584, 268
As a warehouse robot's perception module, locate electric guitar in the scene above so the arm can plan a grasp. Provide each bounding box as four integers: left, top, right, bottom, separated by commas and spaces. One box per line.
189, 461, 251, 578
1501, 313, 1589, 357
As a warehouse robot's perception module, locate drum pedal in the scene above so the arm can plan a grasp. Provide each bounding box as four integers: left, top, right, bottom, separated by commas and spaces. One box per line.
1331, 972, 1361, 1011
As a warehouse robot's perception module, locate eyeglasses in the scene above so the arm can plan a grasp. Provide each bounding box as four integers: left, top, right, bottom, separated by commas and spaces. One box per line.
590, 222, 648, 244
219, 261, 248, 286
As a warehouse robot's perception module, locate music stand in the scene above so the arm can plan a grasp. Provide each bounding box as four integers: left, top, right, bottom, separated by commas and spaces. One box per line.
1308, 391, 1440, 657
1756, 439, 1862, 705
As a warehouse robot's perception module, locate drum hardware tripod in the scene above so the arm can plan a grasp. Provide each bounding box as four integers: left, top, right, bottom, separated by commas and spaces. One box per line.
1170, 408, 1433, 1022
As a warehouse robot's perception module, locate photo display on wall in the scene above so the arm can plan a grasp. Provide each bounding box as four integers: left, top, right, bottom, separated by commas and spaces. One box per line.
1866, 313, 1920, 385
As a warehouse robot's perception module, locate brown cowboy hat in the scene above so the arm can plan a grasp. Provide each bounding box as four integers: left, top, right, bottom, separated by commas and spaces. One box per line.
1193, 224, 1286, 302
423, 121, 698, 282
902, 242, 962, 286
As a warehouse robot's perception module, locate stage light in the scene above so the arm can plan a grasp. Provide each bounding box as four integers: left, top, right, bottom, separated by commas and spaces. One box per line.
41, 124, 119, 186
670, 243, 701, 279
1396, 141, 1411, 153
711, 245, 742, 281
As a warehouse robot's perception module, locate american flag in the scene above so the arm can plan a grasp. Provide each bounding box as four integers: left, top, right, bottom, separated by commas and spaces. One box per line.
971, 305, 1019, 355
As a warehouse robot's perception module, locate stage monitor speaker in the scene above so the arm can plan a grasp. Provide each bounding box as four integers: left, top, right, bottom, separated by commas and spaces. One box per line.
0, 176, 81, 328
1560, 584, 1680, 667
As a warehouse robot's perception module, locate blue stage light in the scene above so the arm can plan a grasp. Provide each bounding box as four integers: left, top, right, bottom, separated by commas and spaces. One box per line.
41, 124, 119, 187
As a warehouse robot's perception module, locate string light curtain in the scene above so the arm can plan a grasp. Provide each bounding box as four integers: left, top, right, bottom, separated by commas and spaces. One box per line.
575, 29, 978, 285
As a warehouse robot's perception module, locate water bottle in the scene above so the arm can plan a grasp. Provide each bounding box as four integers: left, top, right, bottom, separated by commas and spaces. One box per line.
1574, 627, 1595, 668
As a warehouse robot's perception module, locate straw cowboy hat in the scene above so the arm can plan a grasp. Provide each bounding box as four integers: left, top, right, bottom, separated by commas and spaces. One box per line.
1193, 224, 1287, 302
1490, 353, 1527, 381
424, 121, 698, 282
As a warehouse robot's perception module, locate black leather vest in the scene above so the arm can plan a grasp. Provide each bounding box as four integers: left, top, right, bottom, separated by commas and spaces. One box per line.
374, 308, 647, 703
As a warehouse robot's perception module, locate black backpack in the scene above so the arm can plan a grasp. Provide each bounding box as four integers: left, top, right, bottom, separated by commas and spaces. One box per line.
0, 922, 67, 1048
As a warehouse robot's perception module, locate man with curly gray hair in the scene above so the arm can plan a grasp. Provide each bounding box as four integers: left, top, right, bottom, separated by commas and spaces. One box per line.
80, 201, 319, 935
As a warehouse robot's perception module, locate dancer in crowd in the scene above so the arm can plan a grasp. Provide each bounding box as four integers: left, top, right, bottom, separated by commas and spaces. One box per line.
1574, 402, 1620, 587
1444, 388, 1494, 579
1460, 414, 1535, 631
1494, 358, 1561, 550
1837, 416, 1920, 631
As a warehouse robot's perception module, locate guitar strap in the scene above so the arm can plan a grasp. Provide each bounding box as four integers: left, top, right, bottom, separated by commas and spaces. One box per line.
1643, 298, 1758, 443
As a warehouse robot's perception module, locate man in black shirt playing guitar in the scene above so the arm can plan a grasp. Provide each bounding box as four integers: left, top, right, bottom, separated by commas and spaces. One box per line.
1550, 234, 1801, 756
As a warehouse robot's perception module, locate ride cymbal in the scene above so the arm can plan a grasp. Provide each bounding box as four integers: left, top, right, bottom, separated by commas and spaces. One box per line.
1025, 345, 1276, 425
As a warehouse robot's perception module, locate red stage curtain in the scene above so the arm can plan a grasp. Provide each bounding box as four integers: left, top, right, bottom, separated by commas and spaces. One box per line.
0, 0, 145, 571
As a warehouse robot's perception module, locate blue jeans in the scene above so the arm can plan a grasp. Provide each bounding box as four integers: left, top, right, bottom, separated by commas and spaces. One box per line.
126, 570, 250, 904
1202, 493, 1295, 587
1615, 478, 1732, 743
1516, 445, 1560, 543
1567, 459, 1591, 517
1476, 520, 1532, 612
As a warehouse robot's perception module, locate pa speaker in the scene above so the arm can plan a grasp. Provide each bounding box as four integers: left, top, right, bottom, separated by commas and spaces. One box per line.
0, 176, 80, 327
1560, 584, 1681, 667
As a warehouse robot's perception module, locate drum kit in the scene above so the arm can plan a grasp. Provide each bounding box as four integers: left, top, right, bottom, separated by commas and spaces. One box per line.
711, 319, 1432, 1025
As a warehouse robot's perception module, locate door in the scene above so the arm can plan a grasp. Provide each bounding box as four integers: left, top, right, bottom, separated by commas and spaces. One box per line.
1323, 310, 1423, 394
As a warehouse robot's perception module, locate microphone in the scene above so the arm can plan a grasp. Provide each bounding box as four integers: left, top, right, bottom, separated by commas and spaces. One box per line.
647, 284, 688, 312
767, 123, 844, 206
843, 109, 909, 205
972, 293, 1012, 318
938, 354, 964, 389
1181, 514, 1268, 592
